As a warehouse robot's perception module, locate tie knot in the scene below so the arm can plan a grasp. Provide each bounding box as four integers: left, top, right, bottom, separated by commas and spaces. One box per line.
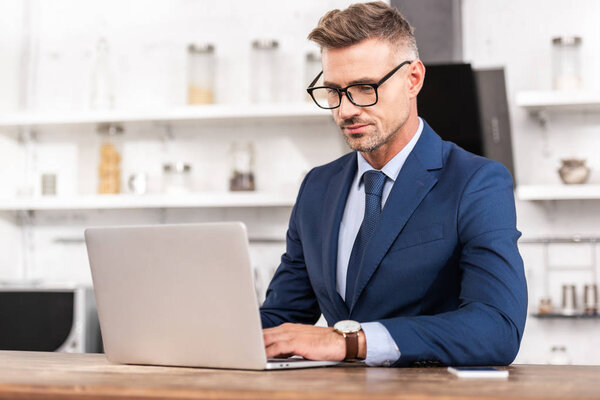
363, 170, 386, 197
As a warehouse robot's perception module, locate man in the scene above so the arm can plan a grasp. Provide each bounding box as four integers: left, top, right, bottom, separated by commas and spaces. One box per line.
260, 1, 527, 367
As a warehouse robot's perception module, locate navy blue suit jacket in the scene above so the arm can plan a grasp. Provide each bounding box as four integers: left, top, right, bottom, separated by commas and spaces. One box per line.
260, 120, 527, 367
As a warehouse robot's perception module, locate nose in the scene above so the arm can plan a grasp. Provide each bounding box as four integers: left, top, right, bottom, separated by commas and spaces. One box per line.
337, 92, 361, 120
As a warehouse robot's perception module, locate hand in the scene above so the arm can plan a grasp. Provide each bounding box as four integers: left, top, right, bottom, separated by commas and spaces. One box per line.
263, 322, 366, 361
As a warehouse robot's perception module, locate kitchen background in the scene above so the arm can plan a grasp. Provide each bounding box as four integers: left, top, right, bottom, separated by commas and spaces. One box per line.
0, 0, 599, 364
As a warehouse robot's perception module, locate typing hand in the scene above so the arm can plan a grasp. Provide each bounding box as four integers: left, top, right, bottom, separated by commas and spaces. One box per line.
263, 323, 348, 361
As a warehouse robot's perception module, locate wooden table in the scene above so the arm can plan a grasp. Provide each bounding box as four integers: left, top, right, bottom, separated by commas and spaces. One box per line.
0, 351, 599, 399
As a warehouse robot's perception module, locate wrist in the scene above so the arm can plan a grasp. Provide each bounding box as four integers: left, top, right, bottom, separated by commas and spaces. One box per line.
333, 320, 364, 360
358, 330, 366, 359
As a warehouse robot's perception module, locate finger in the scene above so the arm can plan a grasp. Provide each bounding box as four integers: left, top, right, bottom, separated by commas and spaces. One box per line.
265, 340, 296, 359
262, 324, 291, 337
263, 330, 292, 347
263, 325, 333, 348
262, 323, 308, 346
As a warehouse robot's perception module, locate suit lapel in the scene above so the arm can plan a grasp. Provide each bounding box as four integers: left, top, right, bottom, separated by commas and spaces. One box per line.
321, 153, 357, 318
349, 122, 444, 312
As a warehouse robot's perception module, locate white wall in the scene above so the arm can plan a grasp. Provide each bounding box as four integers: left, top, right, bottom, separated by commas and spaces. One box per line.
463, 0, 600, 365
0, 1, 22, 112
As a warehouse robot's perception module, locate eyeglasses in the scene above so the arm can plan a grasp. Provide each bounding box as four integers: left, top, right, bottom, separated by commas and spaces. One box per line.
306, 60, 413, 109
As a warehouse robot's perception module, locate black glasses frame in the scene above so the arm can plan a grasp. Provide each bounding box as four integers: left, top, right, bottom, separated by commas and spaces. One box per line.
306, 60, 413, 109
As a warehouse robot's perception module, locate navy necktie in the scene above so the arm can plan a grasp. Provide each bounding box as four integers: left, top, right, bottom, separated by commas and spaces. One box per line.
345, 170, 387, 307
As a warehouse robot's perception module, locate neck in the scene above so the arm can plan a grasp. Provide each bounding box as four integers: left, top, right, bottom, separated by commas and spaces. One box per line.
361, 112, 419, 170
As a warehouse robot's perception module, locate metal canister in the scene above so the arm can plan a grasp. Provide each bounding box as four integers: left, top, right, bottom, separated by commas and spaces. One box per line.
584, 284, 598, 315
561, 284, 577, 316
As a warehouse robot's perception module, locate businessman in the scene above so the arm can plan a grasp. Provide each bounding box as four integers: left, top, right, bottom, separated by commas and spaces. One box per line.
260, 1, 527, 367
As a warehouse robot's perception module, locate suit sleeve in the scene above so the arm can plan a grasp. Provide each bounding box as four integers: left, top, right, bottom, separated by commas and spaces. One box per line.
379, 161, 528, 366
260, 170, 321, 328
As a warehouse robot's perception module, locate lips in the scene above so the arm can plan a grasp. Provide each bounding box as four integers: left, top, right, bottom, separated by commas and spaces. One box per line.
344, 124, 369, 134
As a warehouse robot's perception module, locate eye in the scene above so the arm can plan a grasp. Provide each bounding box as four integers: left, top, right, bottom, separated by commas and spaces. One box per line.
325, 88, 338, 95
355, 85, 375, 94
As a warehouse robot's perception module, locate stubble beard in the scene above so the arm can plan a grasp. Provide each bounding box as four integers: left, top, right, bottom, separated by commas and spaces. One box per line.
341, 120, 403, 153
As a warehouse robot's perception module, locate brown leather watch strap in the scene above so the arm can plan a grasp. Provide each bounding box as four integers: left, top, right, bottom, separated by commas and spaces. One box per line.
344, 331, 359, 360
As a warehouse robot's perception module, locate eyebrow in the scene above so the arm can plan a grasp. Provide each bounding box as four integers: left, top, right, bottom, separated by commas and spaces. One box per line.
323, 77, 377, 88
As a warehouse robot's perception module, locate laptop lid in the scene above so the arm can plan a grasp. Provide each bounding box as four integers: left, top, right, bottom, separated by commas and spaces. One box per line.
85, 222, 269, 370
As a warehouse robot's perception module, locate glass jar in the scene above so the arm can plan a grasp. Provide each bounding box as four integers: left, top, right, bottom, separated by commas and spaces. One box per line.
304, 51, 321, 102
163, 162, 192, 194
90, 38, 115, 110
552, 36, 582, 90
187, 43, 215, 104
229, 142, 255, 191
537, 297, 553, 314
250, 39, 279, 103
97, 124, 123, 194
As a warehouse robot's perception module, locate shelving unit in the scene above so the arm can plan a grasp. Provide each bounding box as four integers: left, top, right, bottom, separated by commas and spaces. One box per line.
516, 91, 600, 200
0, 102, 329, 212
0, 103, 331, 131
516, 185, 600, 201
1, 102, 326, 282
521, 236, 599, 320
531, 313, 599, 319
0, 192, 297, 212
516, 90, 600, 127
516, 90, 600, 113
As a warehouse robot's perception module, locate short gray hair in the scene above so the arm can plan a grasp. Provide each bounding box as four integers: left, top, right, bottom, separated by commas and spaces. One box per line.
307, 1, 419, 59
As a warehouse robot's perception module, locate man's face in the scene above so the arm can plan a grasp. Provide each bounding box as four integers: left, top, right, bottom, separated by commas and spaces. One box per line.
321, 38, 414, 153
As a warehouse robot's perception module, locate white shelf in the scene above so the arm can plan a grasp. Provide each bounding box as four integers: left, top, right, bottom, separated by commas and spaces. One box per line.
0, 192, 297, 211
516, 90, 600, 112
516, 184, 600, 201
0, 103, 331, 128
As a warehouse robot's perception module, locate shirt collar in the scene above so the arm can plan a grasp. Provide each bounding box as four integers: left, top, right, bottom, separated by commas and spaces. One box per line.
356, 117, 424, 188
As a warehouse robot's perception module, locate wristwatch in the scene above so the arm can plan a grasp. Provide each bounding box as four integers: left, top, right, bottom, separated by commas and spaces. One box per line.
333, 320, 362, 360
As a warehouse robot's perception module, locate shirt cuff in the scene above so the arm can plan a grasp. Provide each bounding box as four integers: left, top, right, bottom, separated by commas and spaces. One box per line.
361, 322, 401, 367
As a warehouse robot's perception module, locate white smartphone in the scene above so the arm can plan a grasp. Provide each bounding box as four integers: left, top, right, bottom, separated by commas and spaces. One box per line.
447, 366, 509, 378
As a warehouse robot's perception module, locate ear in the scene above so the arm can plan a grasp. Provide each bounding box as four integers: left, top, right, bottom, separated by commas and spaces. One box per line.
407, 60, 426, 99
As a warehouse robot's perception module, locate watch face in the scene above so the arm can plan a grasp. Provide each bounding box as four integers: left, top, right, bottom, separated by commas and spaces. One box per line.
334, 320, 361, 333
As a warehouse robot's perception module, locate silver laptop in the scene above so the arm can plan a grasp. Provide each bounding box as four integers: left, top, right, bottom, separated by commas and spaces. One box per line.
84, 222, 339, 370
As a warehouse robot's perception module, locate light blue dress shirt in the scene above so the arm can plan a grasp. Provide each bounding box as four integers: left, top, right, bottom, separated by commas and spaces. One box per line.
336, 117, 424, 366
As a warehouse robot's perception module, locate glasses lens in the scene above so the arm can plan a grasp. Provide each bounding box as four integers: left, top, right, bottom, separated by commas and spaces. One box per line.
310, 88, 339, 109
310, 85, 378, 108
347, 85, 377, 106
